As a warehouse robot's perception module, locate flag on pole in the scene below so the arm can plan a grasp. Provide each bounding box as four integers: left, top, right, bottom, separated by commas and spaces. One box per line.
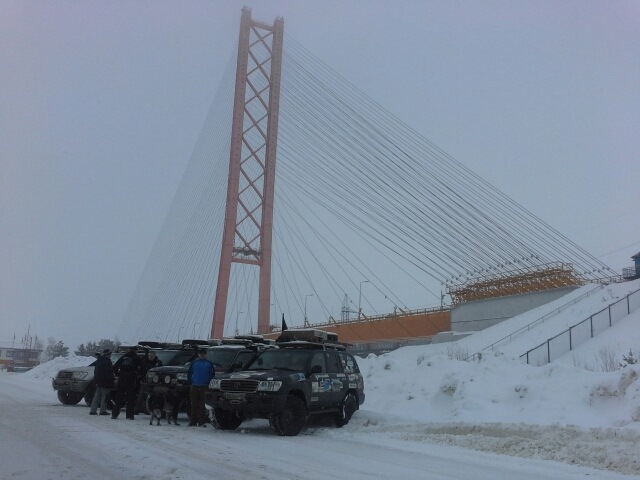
281, 313, 288, 331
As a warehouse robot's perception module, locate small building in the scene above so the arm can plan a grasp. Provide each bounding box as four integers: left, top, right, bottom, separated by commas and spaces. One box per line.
0, 345, 42, 371
622, 252, 640, 281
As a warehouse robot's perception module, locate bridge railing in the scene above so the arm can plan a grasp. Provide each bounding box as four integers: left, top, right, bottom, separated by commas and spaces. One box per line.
466, 284, 602, 361
520, 287, 640, 366
271, 305, 449, 333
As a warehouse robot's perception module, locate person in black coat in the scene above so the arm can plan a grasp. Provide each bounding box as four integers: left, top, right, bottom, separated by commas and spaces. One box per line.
111, 347, 142, 420
89, 349, 115, 415
140, 350, 163, 377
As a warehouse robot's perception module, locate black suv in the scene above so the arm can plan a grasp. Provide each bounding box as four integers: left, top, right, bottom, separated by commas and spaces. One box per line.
204, 329, 365, 436
141, 336, 271, 418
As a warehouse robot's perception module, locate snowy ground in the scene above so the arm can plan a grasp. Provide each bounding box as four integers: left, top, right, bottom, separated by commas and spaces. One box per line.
2, 279, 640, 479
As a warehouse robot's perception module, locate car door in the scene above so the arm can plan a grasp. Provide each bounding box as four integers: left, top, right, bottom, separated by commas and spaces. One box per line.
325, 351, 347, 405
308, 351, 332, 410
338, 352, 363, 400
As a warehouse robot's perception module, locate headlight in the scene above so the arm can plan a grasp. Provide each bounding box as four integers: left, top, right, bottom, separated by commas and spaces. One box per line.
209, 379, 221, 390
164, 375, 171, 384
152, 375, 159, 384
257, 380, 282, 392
176, 373, 187, 381
72, 371, 88, 380
146, 372, 155, 381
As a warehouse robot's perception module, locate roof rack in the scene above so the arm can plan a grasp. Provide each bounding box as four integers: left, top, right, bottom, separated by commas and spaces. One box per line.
180, 339, 218, 348
137, 341, 164, 349
276, 329, 339, 344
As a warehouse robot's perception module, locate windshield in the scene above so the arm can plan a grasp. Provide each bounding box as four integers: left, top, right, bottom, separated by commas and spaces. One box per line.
247, 349, 312, 371
155, 350, 194, 366
209, 349, 240, 369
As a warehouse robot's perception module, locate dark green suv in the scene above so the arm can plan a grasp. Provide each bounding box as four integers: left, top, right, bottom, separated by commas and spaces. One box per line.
204, 329, 365, 436
141, 337, 271, 419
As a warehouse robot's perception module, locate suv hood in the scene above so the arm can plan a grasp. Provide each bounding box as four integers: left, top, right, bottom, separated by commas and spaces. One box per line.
57, 366, 93, 373
227, 369, 306, 381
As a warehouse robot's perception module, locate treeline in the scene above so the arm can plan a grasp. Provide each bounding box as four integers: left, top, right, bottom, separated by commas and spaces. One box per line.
43, 338, 121, 361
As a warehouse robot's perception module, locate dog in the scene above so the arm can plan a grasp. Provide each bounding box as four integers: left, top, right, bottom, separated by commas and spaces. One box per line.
146, 393, 180, 426
147, 394, 164, 426
163, 394, 180, 426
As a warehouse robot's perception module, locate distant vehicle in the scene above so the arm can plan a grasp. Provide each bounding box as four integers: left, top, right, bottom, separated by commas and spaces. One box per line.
204, 329, 365, 436
52, 352, 124, 405
51, 342, 195, 407
141, 336, 272, 419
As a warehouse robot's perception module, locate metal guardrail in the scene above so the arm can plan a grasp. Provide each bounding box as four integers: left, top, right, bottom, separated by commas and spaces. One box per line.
466, 284, 602, 361
520, 287, 640, 366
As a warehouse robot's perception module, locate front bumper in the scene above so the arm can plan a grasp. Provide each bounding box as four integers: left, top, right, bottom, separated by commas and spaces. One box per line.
52, 378, 91, 393
141, 382, 189, 398
204, 390, 288, 414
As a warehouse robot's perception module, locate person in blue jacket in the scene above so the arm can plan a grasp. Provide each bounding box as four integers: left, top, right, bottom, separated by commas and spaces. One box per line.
187, 348, 214, 427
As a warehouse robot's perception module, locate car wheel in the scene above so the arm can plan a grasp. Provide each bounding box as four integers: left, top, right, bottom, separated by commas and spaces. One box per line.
83, 384, 96, 405
271, 396, 307, 436
334, 392, 358, 428
211, 408, 243, 430
57, 391, 83, 405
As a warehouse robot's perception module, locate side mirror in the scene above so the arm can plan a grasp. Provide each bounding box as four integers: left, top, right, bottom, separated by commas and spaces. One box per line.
310, 365, 322, 375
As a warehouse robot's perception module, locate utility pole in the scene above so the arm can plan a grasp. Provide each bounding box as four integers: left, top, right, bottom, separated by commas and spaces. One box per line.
358, 280, 370, 320
304, 294, 314, 326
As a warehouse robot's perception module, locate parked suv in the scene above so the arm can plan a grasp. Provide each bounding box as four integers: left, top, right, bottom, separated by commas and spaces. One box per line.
52, 342, 192, 407
204, 329, 365, 436
141, 336, 272, 418
52, 352, 125, 405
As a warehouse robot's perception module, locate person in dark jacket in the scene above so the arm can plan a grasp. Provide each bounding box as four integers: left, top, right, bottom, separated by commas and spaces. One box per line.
89, 349, 114, 415
140, 350, 163, 377
111, 346, 142, 420
187, 348, 214, 427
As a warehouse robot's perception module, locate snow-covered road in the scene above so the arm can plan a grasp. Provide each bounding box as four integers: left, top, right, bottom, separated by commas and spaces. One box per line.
1, 372, 634, 480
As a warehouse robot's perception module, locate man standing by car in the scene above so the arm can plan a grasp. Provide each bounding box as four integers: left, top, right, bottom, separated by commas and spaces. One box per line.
89, 349, 114, 416
112, 346, 141, 420
187, 348, 213, 427
140, 350, 162, 376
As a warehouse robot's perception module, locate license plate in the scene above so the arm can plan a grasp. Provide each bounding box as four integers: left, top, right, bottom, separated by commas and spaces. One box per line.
224, 392, 246, 401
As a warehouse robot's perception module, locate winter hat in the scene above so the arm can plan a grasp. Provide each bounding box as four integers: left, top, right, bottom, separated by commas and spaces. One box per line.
103, 349, 112, 355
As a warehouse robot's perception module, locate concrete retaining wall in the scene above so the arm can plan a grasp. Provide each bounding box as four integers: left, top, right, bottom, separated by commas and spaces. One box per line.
451, 287, 578, 332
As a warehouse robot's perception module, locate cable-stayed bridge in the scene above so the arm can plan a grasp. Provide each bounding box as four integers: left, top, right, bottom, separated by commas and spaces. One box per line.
117, 9, 615, 345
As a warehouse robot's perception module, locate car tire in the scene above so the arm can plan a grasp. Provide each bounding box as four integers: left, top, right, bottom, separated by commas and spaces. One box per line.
211, 407, 243, 430
57, 391, 83, 405
271, 396, 307, 437
334, 392, 358, 428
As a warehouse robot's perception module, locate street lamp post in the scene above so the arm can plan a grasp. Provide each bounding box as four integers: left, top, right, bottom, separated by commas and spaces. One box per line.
235, 311, 243, 336
304, 294, 315, 326
358, 280, 370, 320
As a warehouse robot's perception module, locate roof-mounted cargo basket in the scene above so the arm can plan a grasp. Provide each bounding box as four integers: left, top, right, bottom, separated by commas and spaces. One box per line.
181, 339, 213, 347
137, 341, 164, 349
276, 329, 339, 344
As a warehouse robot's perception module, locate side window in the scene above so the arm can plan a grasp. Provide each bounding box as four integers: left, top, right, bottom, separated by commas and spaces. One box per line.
339, 353, 359, 374
309, 352, 326, 373
325, 352, 342, 374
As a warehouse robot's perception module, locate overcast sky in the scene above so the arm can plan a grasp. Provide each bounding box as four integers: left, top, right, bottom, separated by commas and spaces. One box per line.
1, 0, 638, 349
